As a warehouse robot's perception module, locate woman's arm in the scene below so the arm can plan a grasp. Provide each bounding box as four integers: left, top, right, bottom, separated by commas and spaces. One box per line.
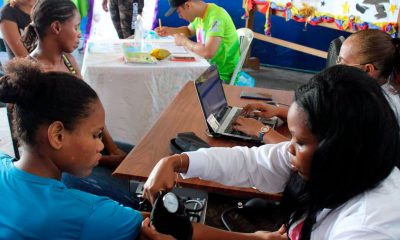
155, 26, 194, 38
99, 127, 127, 169
140, 218, 288, 240
174, 35, 221, 59
143, 143, 291, 204
0, 20, 29, 57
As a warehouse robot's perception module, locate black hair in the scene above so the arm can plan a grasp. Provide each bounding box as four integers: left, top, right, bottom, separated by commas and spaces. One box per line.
21, 0, 77, 52
280, 65, 400, 239
347, 29, 400, 81
0, 58, 98, 147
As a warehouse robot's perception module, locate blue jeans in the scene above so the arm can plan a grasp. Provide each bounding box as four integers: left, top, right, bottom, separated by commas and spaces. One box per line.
61, 141, 139, 209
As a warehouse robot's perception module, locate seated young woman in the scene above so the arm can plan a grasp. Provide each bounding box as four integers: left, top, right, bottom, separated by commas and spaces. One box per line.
141, 65, 400, 239
0, 0, 34, 59
20, 0, 137, 208
0, 59, 143, 239
234, 29, 400, 143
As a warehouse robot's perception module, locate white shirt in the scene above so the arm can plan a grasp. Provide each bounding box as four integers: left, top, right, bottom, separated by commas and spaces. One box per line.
382, 82, 400, 126
183, 142, 400, 239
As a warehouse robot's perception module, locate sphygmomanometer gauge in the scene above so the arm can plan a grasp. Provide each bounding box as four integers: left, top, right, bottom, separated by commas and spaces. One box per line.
162, 192, 179, 213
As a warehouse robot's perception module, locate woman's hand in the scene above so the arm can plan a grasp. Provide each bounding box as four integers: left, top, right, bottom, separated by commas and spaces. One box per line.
242, 103, 280, 119
253, 225, 288, 240
143, 156, 178, 204
140, 218, 176, 240
233, 116, 265, 137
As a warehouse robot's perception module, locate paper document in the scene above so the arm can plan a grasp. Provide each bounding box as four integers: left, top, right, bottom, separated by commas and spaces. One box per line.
151, 42, 188, 54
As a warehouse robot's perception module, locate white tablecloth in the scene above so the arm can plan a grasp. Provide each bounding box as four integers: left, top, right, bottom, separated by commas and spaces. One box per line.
81, 39, 210, 144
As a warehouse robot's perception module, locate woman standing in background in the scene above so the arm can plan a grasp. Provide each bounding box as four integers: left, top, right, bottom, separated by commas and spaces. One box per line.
102, 0, 144, 39
0, 0, 35, 59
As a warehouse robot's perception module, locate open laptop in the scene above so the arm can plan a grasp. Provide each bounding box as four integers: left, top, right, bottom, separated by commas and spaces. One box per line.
194, 65, 278, 142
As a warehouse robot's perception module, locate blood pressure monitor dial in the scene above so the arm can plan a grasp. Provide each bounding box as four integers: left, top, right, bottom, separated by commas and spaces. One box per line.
162, 192, 179, 213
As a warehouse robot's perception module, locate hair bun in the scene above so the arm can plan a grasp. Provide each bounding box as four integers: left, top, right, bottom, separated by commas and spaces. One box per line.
0, 58, 42, 105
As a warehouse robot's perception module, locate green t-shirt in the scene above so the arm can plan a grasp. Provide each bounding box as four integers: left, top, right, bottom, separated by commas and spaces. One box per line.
189, 4, 239, 83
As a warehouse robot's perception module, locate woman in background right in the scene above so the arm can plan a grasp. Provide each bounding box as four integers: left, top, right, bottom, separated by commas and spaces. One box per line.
337, 29, 400, 122
233, 29, 400, 142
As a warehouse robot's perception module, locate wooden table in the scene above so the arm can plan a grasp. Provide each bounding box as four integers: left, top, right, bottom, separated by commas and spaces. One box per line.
113, 82, 294, 200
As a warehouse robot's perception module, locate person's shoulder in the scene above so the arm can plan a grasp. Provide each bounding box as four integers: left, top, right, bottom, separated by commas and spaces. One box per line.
0, 3, 13, 13
0, 3, 16, 21
351, 168, 400, 212
61, 187, 123, 209
0, 151, 14, 172
209, 3, 230, 16
333, 168, 400, 234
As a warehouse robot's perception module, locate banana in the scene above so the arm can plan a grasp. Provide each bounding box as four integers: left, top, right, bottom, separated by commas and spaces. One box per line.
150, 48, 171, 60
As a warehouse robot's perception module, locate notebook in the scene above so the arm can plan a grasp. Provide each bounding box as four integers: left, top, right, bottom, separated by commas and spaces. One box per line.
194, 65, 278, 142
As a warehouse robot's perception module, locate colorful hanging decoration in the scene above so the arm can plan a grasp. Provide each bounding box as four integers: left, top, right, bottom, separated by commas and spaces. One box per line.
264, 1, 272, 35
298, 3, 316, 29
243, 0, 400, 36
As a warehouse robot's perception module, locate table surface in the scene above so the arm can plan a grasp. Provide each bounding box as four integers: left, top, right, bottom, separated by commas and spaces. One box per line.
114, 82, 294, 199
81, 39, 210, 144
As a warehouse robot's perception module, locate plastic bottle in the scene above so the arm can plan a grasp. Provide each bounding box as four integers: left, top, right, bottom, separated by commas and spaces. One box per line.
131, 2, 138, 31
134, 14, 144, 51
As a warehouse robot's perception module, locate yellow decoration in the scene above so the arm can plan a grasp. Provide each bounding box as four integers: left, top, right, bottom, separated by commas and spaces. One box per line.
389, 4, 398, 16
298, 3, 316, 18
298, 3, 316, 30
150, 48, 171, 60
342, 1, 350, 14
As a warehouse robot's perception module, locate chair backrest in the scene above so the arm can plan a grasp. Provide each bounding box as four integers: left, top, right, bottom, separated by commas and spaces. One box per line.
0, 38, 6, 52
229, 28, 254, 85
326, 36, 345, 68
0, 70, 20, 159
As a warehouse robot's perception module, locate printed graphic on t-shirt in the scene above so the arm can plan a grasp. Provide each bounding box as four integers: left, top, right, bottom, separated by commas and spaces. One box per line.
196, 28, 206, 44
209, 20, 221, 33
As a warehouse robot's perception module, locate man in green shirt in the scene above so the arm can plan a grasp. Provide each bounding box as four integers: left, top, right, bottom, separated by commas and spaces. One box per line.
156, 0, 239, 83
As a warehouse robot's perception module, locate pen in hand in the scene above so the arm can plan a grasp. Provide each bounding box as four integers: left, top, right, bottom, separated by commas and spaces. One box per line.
158, 18, 162, 30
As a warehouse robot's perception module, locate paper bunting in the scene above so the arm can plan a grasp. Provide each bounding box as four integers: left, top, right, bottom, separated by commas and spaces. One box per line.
244, 0, 399, 36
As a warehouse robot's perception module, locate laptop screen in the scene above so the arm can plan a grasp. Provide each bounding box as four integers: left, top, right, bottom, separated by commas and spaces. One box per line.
195, 65, 227, 122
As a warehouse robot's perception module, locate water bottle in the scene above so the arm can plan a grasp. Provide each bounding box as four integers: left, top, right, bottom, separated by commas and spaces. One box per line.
134, 14, 144, 51
131, 2, 138, 31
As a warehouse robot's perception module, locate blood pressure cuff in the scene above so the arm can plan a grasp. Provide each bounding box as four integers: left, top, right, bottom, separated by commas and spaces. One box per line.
150, 192, 193, 240
170, 132, 210, 154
